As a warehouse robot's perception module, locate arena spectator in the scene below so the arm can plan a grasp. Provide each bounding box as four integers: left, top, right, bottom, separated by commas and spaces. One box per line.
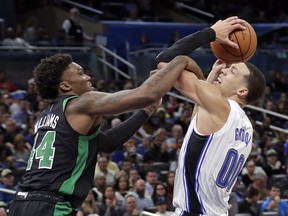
0, 144, 14, 171
0, 71, 17, 92
155, 196, 173, 216
165, 124, 183, 154
95, 155, 117, 186
97, 185, 120, 216
238, 185, 261, 216
92, 173, 106, 204
136, 136, 151, 157
11, 99, 31, 127
2, 94, 17, 117
2, 27, 33, 51
228, 182, 239, 216
33, 99, 49, 118
121, 194, 140, 216
123, 138, 143, 164
150, 107, 174, 132
129, 179, 154, 211
241, 159, 267, 187
261, 184, 288, 216
2, 118, 21, 144
25, 78, 37, 110
258, 84, 274, 108
258, 134, 273, 158
256, 117, 278, 140
128, 168, 140, 191
76, 189, 99, 216
144, 134, 170, 163
0, 169, 16, 206
252, 173, 269, 200
119, 159, 133, 178
262, 148, 286, 178
174, 105, 193, 134
96, 152, 119, 174
114, 175, 129, 206
11, 133, 30, 169
163, 171, 174, 205
151, 182, 173, 211
164, 95, 183, 120
144, 170, 158, 198
62, 7, 93, 45
23, 16, 39, 45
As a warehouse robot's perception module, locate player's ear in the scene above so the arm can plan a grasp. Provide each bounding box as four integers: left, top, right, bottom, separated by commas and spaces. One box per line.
237, 87, 249, 98
59, 81, 71, 92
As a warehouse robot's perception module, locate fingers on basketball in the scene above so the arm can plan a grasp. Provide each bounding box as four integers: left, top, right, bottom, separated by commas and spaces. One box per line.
210, 21, 257, 63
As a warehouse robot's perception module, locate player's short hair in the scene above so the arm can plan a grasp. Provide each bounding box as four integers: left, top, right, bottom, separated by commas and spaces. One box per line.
33, 53, 73, 100
244, 62, 266, 104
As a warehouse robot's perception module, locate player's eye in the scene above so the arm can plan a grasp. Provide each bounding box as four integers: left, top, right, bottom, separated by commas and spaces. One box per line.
231, 67, 237, 75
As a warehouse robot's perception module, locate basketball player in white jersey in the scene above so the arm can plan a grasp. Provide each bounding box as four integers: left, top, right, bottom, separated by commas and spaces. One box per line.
156, 17, 266, 215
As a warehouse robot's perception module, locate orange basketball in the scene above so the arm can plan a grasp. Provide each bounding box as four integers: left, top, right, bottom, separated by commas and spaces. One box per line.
210, 21, 257, 63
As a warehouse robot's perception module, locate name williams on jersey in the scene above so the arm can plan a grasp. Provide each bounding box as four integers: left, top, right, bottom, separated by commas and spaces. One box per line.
34, 114, 60, 133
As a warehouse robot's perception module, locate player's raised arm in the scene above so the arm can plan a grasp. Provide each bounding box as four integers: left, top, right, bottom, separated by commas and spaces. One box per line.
155, 16, 245, 64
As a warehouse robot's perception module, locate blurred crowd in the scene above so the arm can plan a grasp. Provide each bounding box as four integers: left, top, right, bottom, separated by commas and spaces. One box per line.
3, 0, 288, 49
0, 63, 285, 215
1, 7, 94, 48
49, 0, 288, 23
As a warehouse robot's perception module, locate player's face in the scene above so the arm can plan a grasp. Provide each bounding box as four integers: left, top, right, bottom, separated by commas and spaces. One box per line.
61, 62, 93, 96
214, 62, 249, 97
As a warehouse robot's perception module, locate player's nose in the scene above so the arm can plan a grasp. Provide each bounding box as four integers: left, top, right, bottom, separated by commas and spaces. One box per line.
85, 74, 91, 80
221, 68, 227, 75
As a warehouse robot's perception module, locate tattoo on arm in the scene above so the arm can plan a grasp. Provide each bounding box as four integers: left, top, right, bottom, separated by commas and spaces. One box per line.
147, 59, 184, 87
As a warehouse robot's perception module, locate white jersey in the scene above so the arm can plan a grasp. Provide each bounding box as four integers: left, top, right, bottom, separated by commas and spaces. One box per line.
172, 100, 252, 216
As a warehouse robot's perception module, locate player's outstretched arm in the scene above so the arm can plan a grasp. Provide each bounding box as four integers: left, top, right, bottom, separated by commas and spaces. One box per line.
155, 16, 245, 63
97, 100, 161, 153
72, 55, 191, 116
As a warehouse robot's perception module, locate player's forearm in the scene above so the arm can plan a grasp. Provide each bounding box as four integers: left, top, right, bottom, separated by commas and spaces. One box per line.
141, 55, 192, 101
98, 110, 149, 153
155, 28, 215, 63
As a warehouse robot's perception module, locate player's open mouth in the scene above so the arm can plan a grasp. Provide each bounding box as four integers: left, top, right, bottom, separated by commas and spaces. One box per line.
213, 77, 222, 84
